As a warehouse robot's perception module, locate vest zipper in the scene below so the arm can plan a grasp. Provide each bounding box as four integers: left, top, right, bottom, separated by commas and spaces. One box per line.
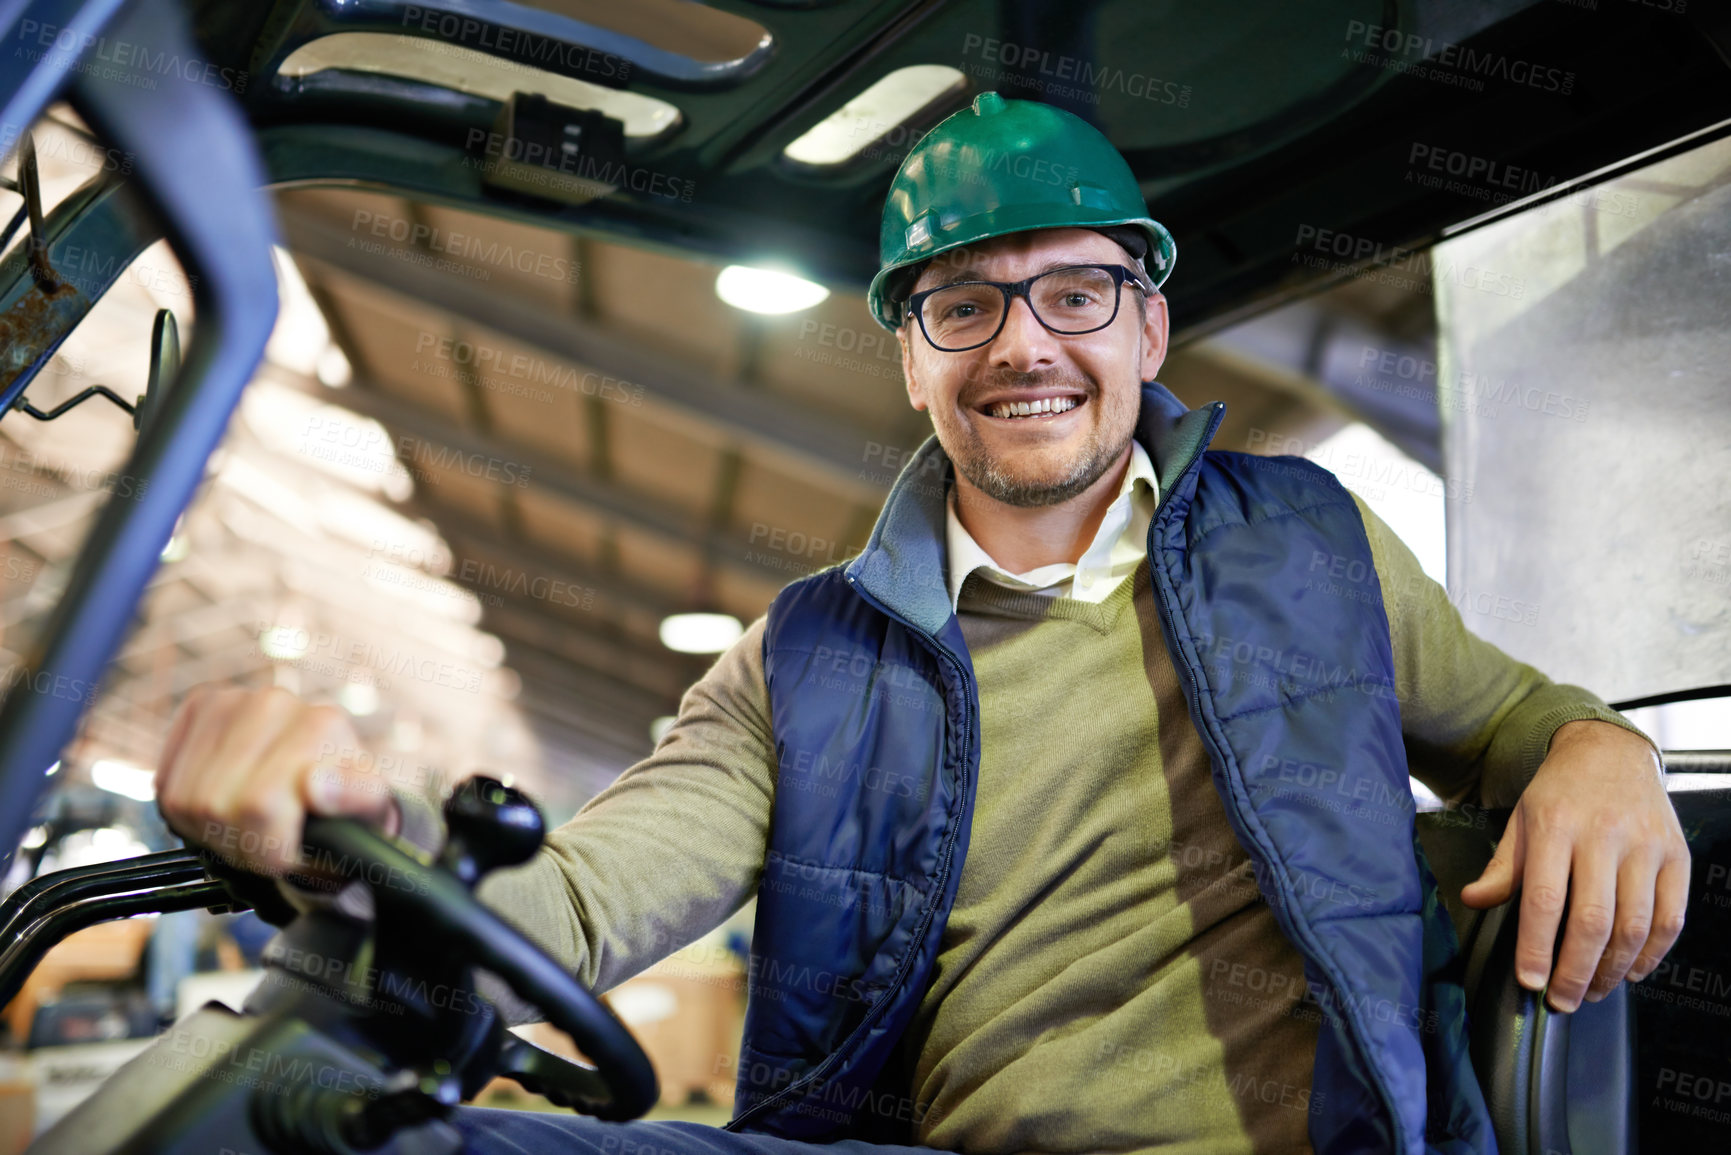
724, 575, 977, 1136
1143, 407, 1409, 1154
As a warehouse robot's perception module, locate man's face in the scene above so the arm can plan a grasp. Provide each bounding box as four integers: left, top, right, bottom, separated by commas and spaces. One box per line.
897, 228, 1169, 507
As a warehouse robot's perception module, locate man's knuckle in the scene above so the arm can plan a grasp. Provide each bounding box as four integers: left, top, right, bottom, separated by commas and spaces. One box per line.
1571, 902, 1615, 938
1614, 915, 1652, 945
232, 795, 285, 831
304, 703, 346, 730
1525, 884, 1567, 915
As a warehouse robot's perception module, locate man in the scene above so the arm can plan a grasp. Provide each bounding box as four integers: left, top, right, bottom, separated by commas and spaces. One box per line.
155, 93, 1688, 1154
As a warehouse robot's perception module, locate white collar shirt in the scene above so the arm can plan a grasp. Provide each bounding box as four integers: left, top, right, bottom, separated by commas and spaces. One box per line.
944, 440, 1160, 613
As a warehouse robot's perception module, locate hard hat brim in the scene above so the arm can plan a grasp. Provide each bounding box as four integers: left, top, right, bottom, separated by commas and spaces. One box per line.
868, 211, 1176, 331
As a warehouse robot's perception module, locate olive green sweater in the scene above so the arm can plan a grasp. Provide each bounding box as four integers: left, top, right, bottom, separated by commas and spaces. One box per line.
466, 494, 1645, 1153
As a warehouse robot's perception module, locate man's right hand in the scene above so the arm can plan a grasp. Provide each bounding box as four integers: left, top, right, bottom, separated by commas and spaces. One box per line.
155, 683, 401, 878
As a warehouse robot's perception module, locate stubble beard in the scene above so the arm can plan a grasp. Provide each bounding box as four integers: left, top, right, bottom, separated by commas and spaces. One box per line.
941, 378, 1136, 508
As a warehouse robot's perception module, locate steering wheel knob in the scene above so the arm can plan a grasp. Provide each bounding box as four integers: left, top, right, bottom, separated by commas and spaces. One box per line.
440, 776, 545, 886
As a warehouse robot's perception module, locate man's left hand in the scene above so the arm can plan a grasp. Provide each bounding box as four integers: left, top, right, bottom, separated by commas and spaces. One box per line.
1459, 719, 1690, 1013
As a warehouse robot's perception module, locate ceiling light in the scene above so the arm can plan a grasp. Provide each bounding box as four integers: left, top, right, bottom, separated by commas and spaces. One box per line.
91, 759, 156, 802
659, 612, 743, 654
259, 624, 309, 661
783, 65, 966, 166
316, 345, 352, 388
339, 680, 380, 717
280, 33, 684, 140
715, 265, 829, 315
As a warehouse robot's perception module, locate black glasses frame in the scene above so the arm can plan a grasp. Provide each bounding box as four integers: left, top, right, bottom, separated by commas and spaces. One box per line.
904, 263, 1154, 352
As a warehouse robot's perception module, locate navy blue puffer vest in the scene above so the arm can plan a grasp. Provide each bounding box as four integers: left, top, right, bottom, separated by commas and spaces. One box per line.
723, 383, 1496, 1155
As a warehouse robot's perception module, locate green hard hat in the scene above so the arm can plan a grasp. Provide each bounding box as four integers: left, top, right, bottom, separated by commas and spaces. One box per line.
866, 91, 1176, 331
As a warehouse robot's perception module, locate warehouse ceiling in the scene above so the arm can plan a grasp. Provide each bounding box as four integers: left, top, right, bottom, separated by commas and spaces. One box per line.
8, 0, 1728, 818
0, 120, 1402, 818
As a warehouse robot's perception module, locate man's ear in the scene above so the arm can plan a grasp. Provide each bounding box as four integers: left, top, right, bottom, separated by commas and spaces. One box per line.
898, 326, 929, 412
1138, 291, 1171, 383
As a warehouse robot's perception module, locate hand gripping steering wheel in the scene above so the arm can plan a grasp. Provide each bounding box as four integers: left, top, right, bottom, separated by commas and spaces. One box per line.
279, 777, 657, 1135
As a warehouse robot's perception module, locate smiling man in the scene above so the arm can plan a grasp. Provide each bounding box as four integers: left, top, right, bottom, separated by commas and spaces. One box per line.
155, 92, 1688, 1155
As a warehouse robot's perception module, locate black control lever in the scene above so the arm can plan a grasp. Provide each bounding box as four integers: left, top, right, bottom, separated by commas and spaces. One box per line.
438, 776, 545, 887
298, 790, 658, 1120
254, 1065, 462, 1155
494, 1034, 606, 1112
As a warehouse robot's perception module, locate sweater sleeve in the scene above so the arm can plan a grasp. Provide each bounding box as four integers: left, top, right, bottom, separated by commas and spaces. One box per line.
472, 613, 777, 999
1351, 494, 1655, 808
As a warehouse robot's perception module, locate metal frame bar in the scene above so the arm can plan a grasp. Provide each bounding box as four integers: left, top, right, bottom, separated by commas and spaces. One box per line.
0, 0, 280, 870
0, 875, 238, 1010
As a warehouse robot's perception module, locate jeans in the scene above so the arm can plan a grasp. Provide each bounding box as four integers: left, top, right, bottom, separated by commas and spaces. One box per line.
448, 1107, 947, 1155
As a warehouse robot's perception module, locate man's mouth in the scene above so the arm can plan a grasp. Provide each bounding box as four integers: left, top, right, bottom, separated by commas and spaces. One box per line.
980, 396, 1083, 420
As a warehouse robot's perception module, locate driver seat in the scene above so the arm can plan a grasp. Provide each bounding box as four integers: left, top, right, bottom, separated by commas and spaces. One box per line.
1415, 808, 1638, 1155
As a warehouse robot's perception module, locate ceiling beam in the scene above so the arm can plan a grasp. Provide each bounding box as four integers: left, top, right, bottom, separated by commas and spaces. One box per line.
280, 207, 888, 501
395, 494, 681, 622
480, 599, 700, 704
284, 371, 794, 584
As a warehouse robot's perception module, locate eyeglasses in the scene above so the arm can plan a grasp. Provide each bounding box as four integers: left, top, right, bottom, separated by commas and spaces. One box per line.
904, 263, 1153, 352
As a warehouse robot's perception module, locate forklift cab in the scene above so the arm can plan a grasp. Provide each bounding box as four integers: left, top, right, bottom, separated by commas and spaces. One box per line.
0, 1, 1728, 1152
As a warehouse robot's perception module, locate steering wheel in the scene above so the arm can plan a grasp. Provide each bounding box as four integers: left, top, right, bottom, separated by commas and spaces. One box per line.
270, 778, 658, 1137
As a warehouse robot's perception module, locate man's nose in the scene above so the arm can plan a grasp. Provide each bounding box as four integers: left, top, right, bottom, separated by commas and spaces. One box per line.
986, 295, 1059, 372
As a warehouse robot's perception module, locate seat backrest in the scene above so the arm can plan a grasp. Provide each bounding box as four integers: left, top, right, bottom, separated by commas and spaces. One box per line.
1416, 810, 1638, 1155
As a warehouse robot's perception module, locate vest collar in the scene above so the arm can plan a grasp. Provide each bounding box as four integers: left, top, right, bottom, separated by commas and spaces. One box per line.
843, 381, 1225, 636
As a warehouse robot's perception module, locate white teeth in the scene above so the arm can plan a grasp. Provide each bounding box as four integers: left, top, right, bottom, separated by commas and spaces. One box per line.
988, 396, 1080, 419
